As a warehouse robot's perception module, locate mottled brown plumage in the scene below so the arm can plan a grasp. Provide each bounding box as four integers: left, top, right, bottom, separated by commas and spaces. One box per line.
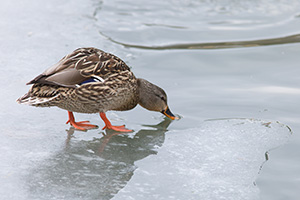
17, 47, 176, 131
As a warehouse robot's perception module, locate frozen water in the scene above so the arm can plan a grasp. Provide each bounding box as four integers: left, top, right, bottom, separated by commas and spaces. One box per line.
24, 120, 171, 200
113, 119, 291, 200
1, 118, 290, 200
1, 0, 299, 199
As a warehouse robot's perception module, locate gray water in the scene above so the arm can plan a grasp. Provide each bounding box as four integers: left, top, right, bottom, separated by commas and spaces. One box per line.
1, 0, 300, 199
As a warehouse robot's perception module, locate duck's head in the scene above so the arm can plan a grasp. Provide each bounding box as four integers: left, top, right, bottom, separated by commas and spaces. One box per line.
137, 78, 177, 120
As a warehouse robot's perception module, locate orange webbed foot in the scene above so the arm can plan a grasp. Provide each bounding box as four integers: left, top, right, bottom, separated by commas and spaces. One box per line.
100, 112, 133, 132
66, 120, 98, 131
102, 124, 132, 132
66, 111, 98, 131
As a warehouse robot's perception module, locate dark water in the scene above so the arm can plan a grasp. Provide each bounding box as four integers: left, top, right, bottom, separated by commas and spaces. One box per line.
1, 0, 300, 199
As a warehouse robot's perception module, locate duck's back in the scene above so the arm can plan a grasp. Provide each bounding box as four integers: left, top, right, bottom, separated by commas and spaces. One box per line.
27, 47, 131, 87
17, 48, 139, 113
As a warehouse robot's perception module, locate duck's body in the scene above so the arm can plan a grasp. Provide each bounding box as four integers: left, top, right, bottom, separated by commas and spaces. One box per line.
17, 47, 176, 131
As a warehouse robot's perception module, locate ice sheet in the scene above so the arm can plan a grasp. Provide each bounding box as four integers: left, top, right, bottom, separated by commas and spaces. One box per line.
1, 0, 297, 199
113, 119, 291, 200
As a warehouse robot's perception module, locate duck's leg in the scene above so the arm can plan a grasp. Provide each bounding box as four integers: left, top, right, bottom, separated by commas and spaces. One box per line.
99, 112, 132, 132
66, 111, 98, 131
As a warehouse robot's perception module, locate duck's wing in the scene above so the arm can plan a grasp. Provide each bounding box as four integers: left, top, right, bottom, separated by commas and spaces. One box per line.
27, 48, 131, 88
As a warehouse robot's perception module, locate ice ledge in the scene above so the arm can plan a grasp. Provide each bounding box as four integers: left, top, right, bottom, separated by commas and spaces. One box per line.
113, 118, 292, 200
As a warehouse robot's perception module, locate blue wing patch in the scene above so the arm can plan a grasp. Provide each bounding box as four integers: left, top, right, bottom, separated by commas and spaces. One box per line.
79, 77, 102, 85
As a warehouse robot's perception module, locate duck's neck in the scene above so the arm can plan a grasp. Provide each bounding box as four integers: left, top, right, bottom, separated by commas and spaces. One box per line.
136, 78, 161, 111
137, 78, 151, 110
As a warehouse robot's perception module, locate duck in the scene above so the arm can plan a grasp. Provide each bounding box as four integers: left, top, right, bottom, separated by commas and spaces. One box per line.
17, 47, 176, 132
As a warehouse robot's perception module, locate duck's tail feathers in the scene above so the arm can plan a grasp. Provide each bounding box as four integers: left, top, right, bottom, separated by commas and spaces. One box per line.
16, 93, 57, 107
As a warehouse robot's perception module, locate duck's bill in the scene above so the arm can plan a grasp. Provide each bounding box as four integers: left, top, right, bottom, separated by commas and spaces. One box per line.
161, 107, 177, 120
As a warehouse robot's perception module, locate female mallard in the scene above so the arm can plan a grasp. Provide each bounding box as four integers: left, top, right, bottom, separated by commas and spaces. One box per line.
17, 47, 176, 132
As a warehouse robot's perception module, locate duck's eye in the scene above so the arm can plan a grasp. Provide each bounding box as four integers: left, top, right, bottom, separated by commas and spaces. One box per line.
160, 96, 166, 101
155, 94, 166, 102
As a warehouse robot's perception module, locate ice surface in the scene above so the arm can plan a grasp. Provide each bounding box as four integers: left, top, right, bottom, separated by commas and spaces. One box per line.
113, 119, 291, 200
23, 120, 170, 200
3, 118, 290, 200
1, 0, 297, 199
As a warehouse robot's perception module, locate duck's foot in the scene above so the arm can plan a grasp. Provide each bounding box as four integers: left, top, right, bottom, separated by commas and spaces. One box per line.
66, 120, 98, 131
66, 111, 98, 131
101, 124, 132, 132
100, 112, 133, 132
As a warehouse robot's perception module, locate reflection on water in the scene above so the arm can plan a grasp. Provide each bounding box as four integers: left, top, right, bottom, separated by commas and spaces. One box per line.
100, 31, 300, 50
27, 119, 172, 200
94, 0, 300, 52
